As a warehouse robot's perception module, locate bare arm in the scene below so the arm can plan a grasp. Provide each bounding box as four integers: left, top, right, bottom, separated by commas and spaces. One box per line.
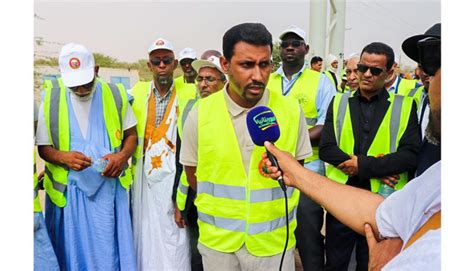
264, 141, 384, 237
185, 166, 197, 191
38, 145, 92, 171
308, 125, 323, 146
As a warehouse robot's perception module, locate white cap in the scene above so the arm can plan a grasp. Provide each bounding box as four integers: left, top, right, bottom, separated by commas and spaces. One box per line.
279, 25, 307, 43
148, 38, 174, 54
59, 43, 95, 87
191, 55, 225, 75
179, 47, 197, 61
327, 54, 338, 64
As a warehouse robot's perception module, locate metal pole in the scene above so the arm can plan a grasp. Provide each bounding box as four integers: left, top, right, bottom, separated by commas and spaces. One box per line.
308, 0, 327, 60
328, 0, 346, 75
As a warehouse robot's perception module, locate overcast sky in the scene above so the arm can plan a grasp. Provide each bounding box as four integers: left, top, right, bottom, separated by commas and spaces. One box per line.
34, 0, 440, 67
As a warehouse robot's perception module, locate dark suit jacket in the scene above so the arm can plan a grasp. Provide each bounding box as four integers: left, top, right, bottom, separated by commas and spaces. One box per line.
319, 89, 421, 188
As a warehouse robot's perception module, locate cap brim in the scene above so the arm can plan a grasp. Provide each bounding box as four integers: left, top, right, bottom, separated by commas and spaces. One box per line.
148, 47, 174, 55
279, 30, 305, 42
191, 60, 224, 75
402, 34, 440, 63
62, 68, 94, 87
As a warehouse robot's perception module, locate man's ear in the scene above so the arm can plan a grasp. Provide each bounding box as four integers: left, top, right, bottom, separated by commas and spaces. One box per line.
220, 56, 229, 74
172, 59, 178, 71
304, 44, 310, 55
147, 61, 152, 72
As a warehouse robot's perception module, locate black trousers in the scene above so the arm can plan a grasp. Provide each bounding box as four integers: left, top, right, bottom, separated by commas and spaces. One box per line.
324, 213, 368, 271
295, 192, 325, 270
185, 204, 203, 271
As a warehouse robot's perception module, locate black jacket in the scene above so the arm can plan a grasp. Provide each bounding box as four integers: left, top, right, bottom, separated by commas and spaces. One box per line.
319, 89, 421, 189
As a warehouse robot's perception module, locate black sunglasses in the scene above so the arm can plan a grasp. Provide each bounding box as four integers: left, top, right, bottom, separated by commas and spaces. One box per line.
280, 40, 304, 49
417, 37, 440, 76
150, 57, 174, 66
69, 80, 95, 91
357, 63, 385, 76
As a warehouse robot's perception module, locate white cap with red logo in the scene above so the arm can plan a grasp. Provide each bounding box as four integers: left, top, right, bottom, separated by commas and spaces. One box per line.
59, 43, 95, 88
148, 38, 174, 54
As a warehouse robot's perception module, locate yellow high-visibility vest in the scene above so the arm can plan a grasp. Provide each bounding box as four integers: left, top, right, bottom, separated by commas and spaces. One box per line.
34, 150, 41, 212
195, 90, 301, 256
326, 92, 413, 192
42, 77, 132, 207
267, 69, 320, 163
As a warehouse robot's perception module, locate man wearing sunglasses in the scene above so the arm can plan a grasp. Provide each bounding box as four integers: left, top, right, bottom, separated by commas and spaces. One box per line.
267, 25, 337, 271
318, 41, 421, 270
36, 43, 138, 270
262, 23, 441, 270
129, 38, 192, 270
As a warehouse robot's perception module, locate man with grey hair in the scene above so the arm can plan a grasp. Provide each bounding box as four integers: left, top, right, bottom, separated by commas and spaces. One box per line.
345, 53, 360, 91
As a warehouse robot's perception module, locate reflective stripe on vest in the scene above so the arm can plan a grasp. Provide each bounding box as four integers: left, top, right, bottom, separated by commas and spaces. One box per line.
196, 90, 300, 256
198, 206, 297, 235
182, 98, 197, 128
390, 95, 404, 153
198, 181, 295, 202
335, 92, 351, 145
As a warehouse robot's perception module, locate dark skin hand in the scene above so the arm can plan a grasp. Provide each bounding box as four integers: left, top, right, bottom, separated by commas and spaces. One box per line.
101, 127, 137, 178
308, 125, 323, 147
38, 145, 93, 171
337, 155, 358, 176
380, 174, 400, 188
38, 127, 137, 177
365, 223, 403, 271
174, 202, 187, 228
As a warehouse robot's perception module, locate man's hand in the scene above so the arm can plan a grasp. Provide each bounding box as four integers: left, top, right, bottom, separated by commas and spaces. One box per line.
380, 174, 400, 188
59, 151, 92, 171
365, 223, 403, 271
262, 141, 307, 187
174, 205, 187, 228
337, 155, 359, 176
101, 152, 128, 178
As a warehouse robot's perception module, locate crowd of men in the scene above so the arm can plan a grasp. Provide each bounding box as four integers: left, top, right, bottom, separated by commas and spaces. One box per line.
33, 21, 441, 271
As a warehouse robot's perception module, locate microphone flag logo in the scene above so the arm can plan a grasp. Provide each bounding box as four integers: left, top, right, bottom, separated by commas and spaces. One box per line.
253, 110, 278, 131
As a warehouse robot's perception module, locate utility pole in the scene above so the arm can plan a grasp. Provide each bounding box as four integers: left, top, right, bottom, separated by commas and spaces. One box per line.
327, 0, 346, 74
309, 0, 327, 60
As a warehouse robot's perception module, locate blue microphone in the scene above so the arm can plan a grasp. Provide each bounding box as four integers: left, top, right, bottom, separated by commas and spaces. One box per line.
247, 106, 286, 191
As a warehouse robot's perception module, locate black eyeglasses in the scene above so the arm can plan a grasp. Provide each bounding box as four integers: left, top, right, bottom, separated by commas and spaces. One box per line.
280, 40, 304, 49
356, 63, 385, 76
69, 80, 95, 91
196, 76, 218, 83
417, 37, 440, 76
150, 57, 174, 66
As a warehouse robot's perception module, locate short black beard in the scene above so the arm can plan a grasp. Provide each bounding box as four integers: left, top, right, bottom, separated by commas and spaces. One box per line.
426, 110, 441, 145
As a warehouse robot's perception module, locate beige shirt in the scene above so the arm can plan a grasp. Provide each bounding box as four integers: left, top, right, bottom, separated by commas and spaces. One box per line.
180, 85, 312, 172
